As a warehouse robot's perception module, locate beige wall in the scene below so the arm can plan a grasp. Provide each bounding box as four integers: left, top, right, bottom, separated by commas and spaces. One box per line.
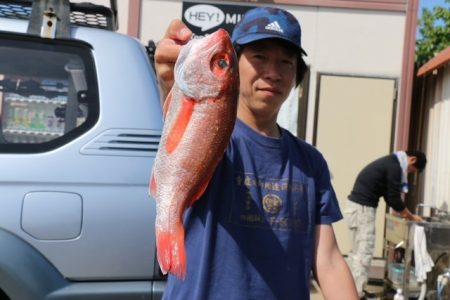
76, 1, 406, 140
141, 0, 185, 43
304, 7, 404, 141
138, 1, 405, 139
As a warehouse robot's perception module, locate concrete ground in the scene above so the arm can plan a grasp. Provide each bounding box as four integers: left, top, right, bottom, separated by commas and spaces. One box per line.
310, 280, 324, 300
310, 280, 384, 300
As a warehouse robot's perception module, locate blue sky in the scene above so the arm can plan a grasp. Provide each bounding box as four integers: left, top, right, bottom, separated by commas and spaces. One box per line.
417, 0, 448, 38
418, 0, 447, 17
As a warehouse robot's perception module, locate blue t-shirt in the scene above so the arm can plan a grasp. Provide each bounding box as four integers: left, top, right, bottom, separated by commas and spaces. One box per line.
163, 119, 342, 300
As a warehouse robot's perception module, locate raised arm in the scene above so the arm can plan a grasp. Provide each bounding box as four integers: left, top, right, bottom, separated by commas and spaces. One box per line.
154, 19, 192, 107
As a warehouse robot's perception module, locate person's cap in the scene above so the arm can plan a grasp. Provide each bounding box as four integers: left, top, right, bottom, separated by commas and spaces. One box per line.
231, 7, 307, 56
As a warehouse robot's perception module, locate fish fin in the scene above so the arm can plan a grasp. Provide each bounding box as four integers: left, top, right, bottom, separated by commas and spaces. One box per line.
156, 223, 186, 279
149, 174, 157, 197
165, 97, 195, 154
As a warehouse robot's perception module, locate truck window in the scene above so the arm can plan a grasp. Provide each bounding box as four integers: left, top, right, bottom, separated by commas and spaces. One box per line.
0, 32, 99, 153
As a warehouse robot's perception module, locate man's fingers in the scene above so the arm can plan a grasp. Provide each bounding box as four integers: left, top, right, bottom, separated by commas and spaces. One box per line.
164, 19, 192, 44
156, 62, 176, 83
155, 19, 192, 70
154, 39, 183, 66
154, 19, 192, 104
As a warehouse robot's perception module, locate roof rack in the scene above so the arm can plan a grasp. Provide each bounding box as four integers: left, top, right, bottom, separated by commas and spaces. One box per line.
0, 0, 117, 31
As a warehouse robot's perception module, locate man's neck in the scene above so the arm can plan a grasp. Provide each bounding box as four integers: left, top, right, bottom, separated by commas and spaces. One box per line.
237, 112, 281, 138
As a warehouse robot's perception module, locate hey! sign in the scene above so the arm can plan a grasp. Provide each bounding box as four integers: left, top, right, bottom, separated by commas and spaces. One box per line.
182, 2, 255, 38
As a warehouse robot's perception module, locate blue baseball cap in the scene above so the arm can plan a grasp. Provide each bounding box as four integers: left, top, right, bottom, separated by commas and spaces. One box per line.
231, 7, 307, 56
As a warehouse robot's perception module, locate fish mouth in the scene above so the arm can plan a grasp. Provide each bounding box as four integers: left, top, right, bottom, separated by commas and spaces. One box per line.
211, 28, 231, 40
206, 29, 233, 49
174, 28, 238, 100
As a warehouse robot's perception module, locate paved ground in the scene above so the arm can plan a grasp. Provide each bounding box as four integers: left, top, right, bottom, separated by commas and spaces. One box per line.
310, 280, 323, 300
310, 280, 384, 299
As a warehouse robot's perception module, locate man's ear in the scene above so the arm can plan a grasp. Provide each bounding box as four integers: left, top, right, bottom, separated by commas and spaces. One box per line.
409, 156, 417, 166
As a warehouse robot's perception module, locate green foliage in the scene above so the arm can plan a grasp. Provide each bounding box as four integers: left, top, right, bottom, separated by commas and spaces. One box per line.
416, 0, 450, 66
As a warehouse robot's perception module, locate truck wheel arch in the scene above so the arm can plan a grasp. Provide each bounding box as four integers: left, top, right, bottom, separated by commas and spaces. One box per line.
0, 229, 67, 299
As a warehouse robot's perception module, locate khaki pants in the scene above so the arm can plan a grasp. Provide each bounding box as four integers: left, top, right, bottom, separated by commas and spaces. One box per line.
344, 199, 376, 297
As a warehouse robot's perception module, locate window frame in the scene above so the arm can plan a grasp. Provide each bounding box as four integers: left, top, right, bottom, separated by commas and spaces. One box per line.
0, 30, 99, 153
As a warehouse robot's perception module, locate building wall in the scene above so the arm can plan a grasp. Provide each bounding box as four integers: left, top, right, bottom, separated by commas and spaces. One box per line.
138, 1, 406, 140
75, 0, 407, 142
303, 7, 404, 140
420, 64, 450, 213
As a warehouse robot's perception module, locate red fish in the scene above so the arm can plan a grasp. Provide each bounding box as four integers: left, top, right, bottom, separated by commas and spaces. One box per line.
149, 29, 239, 279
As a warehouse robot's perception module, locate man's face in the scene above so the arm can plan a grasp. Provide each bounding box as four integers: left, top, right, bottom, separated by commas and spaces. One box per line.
237, 39, 297, 119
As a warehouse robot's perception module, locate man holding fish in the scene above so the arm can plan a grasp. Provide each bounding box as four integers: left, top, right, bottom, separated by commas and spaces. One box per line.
152, 6, 359, 300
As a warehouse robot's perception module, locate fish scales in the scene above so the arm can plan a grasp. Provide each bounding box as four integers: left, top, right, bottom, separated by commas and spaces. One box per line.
149, 29, 239, 279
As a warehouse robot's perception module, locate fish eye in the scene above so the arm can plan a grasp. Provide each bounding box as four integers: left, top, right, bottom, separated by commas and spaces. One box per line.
218, 58, 228, 69
211, 54, 230, 76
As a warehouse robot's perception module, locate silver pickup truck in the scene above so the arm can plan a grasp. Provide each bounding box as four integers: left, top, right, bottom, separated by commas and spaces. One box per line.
0, 0, 165, 299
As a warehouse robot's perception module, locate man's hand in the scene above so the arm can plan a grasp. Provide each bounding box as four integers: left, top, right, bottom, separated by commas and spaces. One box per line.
410, 214, 424, 222
399, 207, 424, 222
154, 19, 192, 106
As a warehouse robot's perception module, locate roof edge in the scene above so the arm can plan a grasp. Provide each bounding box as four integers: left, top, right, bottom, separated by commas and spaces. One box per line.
417, 46, 450, 77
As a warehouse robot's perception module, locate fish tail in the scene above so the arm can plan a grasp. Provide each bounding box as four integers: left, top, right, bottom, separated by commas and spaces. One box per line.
156, 223, 186, 279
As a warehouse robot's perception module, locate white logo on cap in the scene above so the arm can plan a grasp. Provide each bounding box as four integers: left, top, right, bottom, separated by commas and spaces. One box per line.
265, 21, 283, 33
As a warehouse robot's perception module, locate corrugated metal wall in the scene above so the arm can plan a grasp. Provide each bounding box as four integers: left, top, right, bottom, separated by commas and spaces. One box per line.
420, 64, 450, 212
